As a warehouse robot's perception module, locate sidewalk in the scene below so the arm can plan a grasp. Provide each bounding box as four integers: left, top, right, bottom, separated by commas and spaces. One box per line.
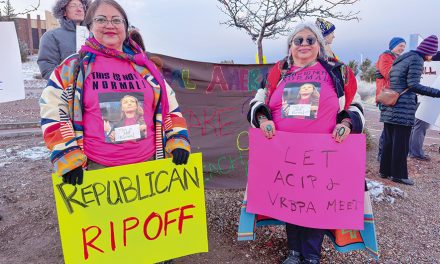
0, 122, 41, 139
0, 127, 41, 139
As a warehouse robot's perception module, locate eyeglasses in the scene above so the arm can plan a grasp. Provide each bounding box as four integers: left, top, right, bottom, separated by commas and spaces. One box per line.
66, 3, 85, 10
292, 36, 317, 46
93, 16, 126, 27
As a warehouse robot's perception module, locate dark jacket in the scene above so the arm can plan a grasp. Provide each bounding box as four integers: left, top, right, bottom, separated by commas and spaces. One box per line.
380, 51, 440, 126
433, 51, 440, 61
37, 18, 78, 80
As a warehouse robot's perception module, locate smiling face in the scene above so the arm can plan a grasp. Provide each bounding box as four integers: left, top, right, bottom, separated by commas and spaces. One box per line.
89, 3, 126, 50
290, 29, 320, 65
391, 42, 406, 56
64, 0, 85, 22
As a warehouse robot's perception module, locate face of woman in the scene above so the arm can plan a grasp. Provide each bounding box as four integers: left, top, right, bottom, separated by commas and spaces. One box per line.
299, 84, 314, 96
64, 0, 85, 22
325, 32, 335, 44
121, 97, 138, 113
90, 4, 126, 51
290, 29, 320, 64
392, 42, 406, 55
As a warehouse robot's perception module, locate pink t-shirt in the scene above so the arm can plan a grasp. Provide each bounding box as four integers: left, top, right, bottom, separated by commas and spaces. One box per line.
82, 55, 155, 166
269, 62, 339, 133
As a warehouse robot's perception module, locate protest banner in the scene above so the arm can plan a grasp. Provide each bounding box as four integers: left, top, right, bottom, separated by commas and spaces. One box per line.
246, 129, 366, 230
52, 153, 207, 264
152, 53, 273, 188
0, 22, 25, 103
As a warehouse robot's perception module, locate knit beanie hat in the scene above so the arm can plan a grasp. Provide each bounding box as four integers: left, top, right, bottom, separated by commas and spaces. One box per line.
416, 35, 438, 56
315, 18, 335, 37
389, 37, 405, 50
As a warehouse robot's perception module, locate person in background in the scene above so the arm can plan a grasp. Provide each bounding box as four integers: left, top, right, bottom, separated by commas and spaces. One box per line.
380, 35, 440, 185
315, 18, 336, 60
375, 37, 406, 163
408, 50, 440, 161
38, 0, 90, 80
248, 21, 364, 264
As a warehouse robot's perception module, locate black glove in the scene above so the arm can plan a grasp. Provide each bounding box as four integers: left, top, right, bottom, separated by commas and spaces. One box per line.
62, 166, 84, 186
171, 149, 190, 165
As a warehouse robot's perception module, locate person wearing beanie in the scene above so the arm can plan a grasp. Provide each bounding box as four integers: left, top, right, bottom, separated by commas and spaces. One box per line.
380, 35, 440, 185
37, 0, 90, 80
375, 37, 406, 162
409, 36, 440, 162
315, 18, 337, 59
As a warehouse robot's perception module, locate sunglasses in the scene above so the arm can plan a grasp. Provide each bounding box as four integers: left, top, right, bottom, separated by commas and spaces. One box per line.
292, 36, 317, 46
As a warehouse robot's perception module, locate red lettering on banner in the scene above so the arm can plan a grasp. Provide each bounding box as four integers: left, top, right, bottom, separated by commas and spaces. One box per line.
82, 226, 104, 260
239, 69, 249, 91
206, 66, 229, 93
164, 208, 180, 236
81, 204, 196, 260
123, 217, 140, 246
143, 212, 163, 240
183, 107, 236, 137
110, 221, 116, 251
178, 204, 195, 234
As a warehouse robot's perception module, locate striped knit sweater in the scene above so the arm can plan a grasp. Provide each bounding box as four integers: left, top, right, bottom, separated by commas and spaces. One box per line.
40, 53, 190, 176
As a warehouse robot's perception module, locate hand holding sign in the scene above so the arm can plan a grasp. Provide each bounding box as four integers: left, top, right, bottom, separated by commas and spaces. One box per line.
62, 166, 84, 186
172, 148, 190, 165
332, 122, 351, 143
260, 120, 276, 139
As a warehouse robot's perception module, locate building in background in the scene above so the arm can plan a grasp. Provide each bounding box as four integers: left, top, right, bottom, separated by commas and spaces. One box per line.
13, 11, 59, 54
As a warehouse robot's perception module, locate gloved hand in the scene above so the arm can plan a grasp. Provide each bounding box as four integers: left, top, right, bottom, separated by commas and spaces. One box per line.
171, 148, 190, 165
62, 166, 84, 186
260, 120, 276, 139
332, 122, 351, 143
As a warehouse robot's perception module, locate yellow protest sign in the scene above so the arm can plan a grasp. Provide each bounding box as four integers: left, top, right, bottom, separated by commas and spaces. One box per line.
52, 153, 207, 264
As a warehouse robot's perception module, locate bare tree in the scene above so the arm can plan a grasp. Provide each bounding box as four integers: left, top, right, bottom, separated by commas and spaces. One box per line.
218, 0, 360, 64
0, 0, 40, 21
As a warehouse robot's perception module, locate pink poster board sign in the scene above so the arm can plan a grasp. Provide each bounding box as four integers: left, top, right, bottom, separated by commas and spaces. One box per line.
247, 128, 366, 230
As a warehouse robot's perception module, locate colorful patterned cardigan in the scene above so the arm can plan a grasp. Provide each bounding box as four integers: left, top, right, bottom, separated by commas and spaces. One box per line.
40, 52, 190, 176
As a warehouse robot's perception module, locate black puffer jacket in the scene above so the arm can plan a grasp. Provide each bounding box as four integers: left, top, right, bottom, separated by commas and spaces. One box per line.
380, 51, 440, 126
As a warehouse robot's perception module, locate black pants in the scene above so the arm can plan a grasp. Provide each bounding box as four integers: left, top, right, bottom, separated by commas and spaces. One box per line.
380, 123, 412, 179
286, 224, 325, 261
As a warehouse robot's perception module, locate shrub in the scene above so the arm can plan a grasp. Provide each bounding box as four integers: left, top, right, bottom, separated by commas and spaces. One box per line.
18, 41, 29, 62
363, 126, 374, 151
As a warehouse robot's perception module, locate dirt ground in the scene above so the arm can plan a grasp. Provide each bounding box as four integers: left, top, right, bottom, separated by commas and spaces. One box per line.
1, 132, 440, 264
1, 87, 440, 263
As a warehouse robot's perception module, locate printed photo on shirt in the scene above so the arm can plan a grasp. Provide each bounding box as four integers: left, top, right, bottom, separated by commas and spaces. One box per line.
282, 82, 320, 119
98, 92, 147, 143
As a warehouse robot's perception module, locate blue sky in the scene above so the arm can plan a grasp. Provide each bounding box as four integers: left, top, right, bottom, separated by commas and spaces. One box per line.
15, 0, 440, 64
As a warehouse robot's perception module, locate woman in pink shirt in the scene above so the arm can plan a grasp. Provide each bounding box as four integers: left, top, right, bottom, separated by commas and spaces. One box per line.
40, 0, 190, 189
248, 22, 365, 264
